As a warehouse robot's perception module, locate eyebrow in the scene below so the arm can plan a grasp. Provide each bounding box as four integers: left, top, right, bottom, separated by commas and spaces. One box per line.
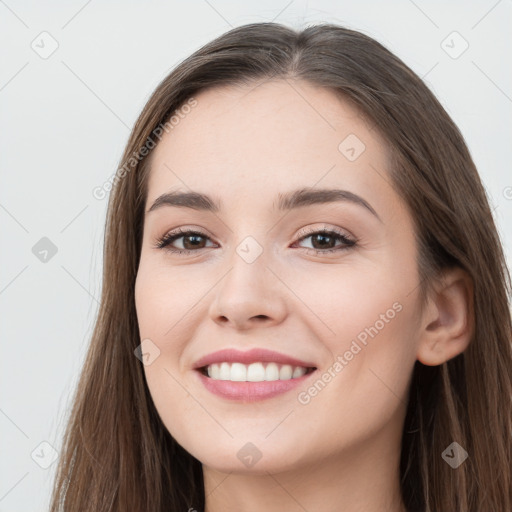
147, 187, 381, 221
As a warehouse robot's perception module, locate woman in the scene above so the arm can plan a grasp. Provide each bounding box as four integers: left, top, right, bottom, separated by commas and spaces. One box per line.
50, 22, 512, 511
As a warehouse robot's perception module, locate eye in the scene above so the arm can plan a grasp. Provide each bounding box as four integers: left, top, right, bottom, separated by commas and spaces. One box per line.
154, 225, 357, 256
153, 227, 216, 255
292, 226, 356, 255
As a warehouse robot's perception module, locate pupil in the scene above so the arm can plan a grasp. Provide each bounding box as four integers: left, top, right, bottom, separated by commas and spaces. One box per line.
313, 234, 334, 249
184, 235, 205, 250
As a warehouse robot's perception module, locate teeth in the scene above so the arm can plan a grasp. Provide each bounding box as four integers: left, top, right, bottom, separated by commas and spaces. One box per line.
219, 362, 231, 380
265, 362, 280, 381
247, 362, 265, 382
205, 362, 311, 382
208, 364, 220, 379
279, 364, 293, 380
231, 362, 246, 381
292, 366, 307, 378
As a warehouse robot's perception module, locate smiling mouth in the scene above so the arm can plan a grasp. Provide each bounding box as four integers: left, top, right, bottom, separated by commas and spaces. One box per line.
198, 362, 317, 382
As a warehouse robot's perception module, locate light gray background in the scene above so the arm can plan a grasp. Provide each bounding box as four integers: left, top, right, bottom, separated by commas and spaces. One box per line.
1, 1, 511, 510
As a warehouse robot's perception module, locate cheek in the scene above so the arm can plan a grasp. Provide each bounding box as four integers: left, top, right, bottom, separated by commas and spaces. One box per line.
134, 256, 203, 340
134, 257, 211, 433
283, 259, 413, 352
142, 365, 204, 458
290, 303, 418, 460
290, 257, 419, 409
299, 270, 419, 432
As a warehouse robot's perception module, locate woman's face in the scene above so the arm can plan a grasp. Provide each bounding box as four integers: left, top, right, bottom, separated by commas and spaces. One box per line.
135, 79, 424, 474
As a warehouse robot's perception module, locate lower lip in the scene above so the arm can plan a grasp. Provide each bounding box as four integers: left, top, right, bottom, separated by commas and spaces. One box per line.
195, 369, 317, 402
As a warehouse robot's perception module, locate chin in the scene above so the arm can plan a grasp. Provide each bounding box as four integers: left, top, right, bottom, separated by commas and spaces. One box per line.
180, 433, 312, 475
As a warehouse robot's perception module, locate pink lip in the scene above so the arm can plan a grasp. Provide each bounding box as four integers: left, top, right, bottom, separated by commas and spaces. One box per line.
192, 348, 317, 370
195, 369, 317, 402
192, 348, 318, 402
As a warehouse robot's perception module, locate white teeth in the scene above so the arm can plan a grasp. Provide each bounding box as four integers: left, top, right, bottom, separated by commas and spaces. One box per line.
230, 362, 247, 381
279, 364, 293, 380
265, 362, 280, 381
204, 362, 312, 382
219, 362, 231, 380
247, 362, 265, 382
207, 363, 219, 379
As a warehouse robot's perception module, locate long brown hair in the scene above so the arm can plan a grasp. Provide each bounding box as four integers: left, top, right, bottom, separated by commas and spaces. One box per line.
49, 22, 512, 511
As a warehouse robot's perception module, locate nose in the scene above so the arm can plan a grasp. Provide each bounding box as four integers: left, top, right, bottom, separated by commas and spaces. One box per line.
208, 249, 288, 331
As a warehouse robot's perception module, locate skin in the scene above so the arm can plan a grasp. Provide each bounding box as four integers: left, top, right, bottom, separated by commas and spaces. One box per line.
134, 79, 473, 512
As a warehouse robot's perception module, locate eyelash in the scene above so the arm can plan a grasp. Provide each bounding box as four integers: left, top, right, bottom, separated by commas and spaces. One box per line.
153, 226, 357, 257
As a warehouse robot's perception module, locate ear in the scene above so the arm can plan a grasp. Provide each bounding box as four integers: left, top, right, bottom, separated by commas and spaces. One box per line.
416, 267, 474, 366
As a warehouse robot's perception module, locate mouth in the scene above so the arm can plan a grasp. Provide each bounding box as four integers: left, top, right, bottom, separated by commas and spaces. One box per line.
197, 362, 317, 382
192, 348, 318, 401
194, 362, 318, 402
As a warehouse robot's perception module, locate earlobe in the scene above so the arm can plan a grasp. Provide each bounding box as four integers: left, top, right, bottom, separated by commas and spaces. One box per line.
416, 267, 474, 366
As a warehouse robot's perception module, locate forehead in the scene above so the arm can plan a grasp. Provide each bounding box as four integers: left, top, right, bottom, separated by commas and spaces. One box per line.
145, 79, 396, 216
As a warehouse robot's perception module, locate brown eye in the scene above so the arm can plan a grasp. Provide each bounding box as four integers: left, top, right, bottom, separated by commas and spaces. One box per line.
307, 232, 338, 250
180, 233, 208, 250
156, 229, 215, 254
294, 228, 356, 255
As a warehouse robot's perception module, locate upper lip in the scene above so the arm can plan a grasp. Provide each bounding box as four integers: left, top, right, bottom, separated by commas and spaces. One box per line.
193, 348, 317, 370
